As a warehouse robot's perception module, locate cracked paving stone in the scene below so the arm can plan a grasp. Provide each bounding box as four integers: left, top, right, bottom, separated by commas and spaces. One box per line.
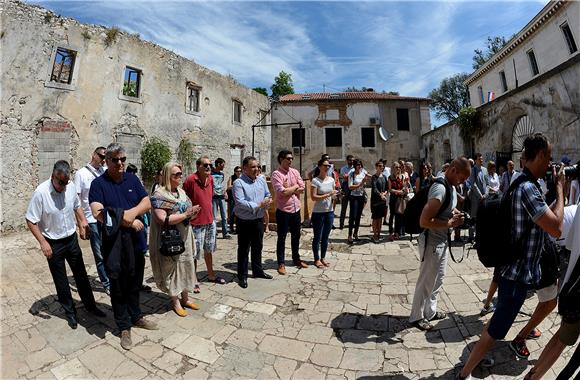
243, 302, 277, 315
258, 335, 314, 361
339, 348, 383, 371
174, 335, 220, 364
309, 344, 343, 368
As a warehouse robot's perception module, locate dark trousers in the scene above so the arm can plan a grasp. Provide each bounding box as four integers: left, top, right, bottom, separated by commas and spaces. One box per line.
46, 233, 96, 317
348, 195, 364, 237
388, 197, 396, 233
237, 218, 265, 279
228, 198, 237, 233
109, 248, 143, 331
276, 209, 301, 265
311, 211, 334, 260
556, 343, 580, 380
339, 182, 349, 228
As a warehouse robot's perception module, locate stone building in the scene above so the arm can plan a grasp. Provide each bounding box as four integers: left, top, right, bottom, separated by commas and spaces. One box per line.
423, 0, 579, 170
271, 92, 431, 175
0, 0, 271, 232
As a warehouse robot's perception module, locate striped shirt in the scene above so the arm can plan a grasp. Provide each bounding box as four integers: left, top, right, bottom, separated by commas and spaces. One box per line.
501, 173, 549, 286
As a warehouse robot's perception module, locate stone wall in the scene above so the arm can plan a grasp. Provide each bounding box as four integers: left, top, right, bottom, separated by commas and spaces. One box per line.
0, 0, 270, 232
271, 100, 430, 175
422, 54, 580, 171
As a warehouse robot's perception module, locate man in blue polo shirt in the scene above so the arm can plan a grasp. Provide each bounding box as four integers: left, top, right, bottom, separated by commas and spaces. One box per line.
89, 143, 157, 350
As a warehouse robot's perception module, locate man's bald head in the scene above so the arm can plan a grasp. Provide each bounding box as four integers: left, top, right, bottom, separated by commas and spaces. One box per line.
446, 157, 472, 186
449, 157, 471, 174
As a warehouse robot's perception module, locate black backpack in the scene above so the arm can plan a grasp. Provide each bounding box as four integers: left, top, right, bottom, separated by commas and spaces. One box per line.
404, 178, 452, 235
475, 174, 531, 267
559, 259, 580, 323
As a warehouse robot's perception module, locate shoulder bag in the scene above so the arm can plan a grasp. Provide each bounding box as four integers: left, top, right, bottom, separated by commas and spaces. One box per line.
160, 214, 185, 256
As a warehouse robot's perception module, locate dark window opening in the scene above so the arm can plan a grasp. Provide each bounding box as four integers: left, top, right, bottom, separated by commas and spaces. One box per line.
325, 128, 342, 147
527, 50, 539, 76
478, 86, 485, 105
561, 23, 578, 54
187, 85, 200, 112
361, 127, 376, 147
499, 71, 508, 93
233, 101, 242, 123
291, 128, 305, 147
50, 47, 76, 84
123, 67, 141, 98
396, 108, 409, 131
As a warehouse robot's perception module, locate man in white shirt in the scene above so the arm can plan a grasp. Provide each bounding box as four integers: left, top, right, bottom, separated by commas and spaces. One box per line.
26, 160, 105, 329
339, 155, 354, 229
75, 147, 110, 294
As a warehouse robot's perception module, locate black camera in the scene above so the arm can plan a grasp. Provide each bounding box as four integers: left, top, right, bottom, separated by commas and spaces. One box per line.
461, 212, 476, 228
546, 163, 578, 182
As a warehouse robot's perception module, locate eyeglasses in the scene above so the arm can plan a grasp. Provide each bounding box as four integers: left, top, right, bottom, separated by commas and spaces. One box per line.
285, 156, 294, 161
322, 164, 331, 168
110, 156, 127, 164
235, 170, 242, 173
201, 163, 211, 168
96, 153, 106, 160
172, 172, 183, 178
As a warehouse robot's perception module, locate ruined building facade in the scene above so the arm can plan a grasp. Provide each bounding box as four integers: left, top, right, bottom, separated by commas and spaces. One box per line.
0, 0, 271, 231
271, 92, 431, 175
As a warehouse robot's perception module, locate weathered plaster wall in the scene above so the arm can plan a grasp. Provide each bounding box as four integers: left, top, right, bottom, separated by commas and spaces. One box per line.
0, 0, 270, 232
271, 100, 429, 175
423, 56, 580, 170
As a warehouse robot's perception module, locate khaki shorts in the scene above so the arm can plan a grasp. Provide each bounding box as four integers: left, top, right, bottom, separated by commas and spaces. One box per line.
536, 283, 558, 303
559, 319, 580, 346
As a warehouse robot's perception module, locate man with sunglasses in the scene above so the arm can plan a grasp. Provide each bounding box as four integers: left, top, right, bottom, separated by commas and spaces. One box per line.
271, 150, 308, 275
89, 143, 157, 350
74, 146, 110, 295
26, 160, 106, 330
183, 156, 225, 286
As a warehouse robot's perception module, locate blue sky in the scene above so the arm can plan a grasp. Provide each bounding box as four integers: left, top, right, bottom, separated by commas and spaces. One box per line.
31, 0, 547, 126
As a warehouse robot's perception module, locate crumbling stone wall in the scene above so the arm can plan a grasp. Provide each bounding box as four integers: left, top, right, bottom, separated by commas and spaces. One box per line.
0, 0, 270, 232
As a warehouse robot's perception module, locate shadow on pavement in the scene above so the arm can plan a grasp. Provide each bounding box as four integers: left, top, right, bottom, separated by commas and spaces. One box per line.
330, 312, 409, 346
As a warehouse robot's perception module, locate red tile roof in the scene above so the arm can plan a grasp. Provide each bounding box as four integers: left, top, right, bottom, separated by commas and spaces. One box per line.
278, 92, 431, 103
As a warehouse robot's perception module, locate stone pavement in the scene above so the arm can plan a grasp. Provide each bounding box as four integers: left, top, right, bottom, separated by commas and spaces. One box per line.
1, 207, 575, 379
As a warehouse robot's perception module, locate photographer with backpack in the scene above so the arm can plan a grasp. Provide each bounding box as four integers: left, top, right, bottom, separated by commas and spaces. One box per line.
409, 157, 471, 331
457, 133, 565, 380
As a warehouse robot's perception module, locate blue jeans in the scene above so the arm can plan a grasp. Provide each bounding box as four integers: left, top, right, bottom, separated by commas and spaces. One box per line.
311, 212, 334, 260
487, 277, 529, 340
212, 197, 229, 237
89, 222, 110, 289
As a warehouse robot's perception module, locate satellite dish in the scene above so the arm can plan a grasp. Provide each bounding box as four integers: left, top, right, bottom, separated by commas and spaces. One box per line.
379, 127, 390, 142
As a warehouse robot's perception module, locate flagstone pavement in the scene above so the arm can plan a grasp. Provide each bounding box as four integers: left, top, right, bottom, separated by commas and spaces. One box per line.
1, 208, 574, 379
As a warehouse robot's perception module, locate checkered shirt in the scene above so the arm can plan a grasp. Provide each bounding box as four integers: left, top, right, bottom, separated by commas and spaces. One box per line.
501, 178, 549, 286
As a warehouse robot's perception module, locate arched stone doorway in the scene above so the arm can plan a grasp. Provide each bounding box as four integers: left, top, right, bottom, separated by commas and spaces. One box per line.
511, 115, 534, 153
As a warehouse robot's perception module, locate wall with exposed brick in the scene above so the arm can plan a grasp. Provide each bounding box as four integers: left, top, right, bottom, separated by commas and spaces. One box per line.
0, 0, 270, 232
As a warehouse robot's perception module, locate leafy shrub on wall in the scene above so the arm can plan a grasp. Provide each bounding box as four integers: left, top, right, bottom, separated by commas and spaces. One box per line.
141, 137, 171, 183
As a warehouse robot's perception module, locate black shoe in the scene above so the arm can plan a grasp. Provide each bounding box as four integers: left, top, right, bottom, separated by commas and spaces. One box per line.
253, 272, 273, 279
66, 314, 78, 329
88, 307, 106, 318
140, 284, 152, 292
238, 279, 248, 288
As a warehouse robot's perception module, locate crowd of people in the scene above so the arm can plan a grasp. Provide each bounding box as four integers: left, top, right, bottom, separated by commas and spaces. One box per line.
25, 136, 579, 379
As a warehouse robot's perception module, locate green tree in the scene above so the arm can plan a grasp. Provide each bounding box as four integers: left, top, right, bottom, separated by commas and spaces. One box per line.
252, 87, 268, 96
428, 73, 470, 122
270, 71, 294, 99
473, 36, 508, 70
141, 137, 172, 183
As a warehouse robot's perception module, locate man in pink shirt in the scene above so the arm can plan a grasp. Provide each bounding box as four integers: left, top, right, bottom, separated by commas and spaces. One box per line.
271, 150, 308, 275
183, 156, 226, 289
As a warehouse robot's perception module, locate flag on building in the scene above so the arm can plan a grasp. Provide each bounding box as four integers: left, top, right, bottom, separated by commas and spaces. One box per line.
487, 91, 495, 102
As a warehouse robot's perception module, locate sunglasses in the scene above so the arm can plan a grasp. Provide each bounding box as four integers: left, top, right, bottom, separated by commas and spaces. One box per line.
285, 157, 294, 161
55, 177, 69, 187
200, 163, 211, 168
110, 156, 127, 164
172, 172, 183, 177
97, 153, 106, 160
322, 164, 331, 168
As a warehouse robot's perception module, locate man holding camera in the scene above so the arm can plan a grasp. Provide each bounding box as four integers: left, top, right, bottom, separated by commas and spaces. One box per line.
457, 133, 565, 380
409, 157, 471, 331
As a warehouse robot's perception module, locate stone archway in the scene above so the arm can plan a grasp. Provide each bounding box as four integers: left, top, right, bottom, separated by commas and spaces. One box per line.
511, 115, 534, 153
496, 102, 528, 152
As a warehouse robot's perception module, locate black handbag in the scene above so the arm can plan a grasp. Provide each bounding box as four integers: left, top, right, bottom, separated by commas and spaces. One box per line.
536, 238, 561, 290
160, 214, 185, 256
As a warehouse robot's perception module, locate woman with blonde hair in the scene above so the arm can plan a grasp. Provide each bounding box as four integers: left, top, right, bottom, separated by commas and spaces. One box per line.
149, 162, 201, 317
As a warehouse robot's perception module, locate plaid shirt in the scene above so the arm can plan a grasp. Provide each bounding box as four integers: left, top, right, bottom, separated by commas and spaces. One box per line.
501, 171, 549, 285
